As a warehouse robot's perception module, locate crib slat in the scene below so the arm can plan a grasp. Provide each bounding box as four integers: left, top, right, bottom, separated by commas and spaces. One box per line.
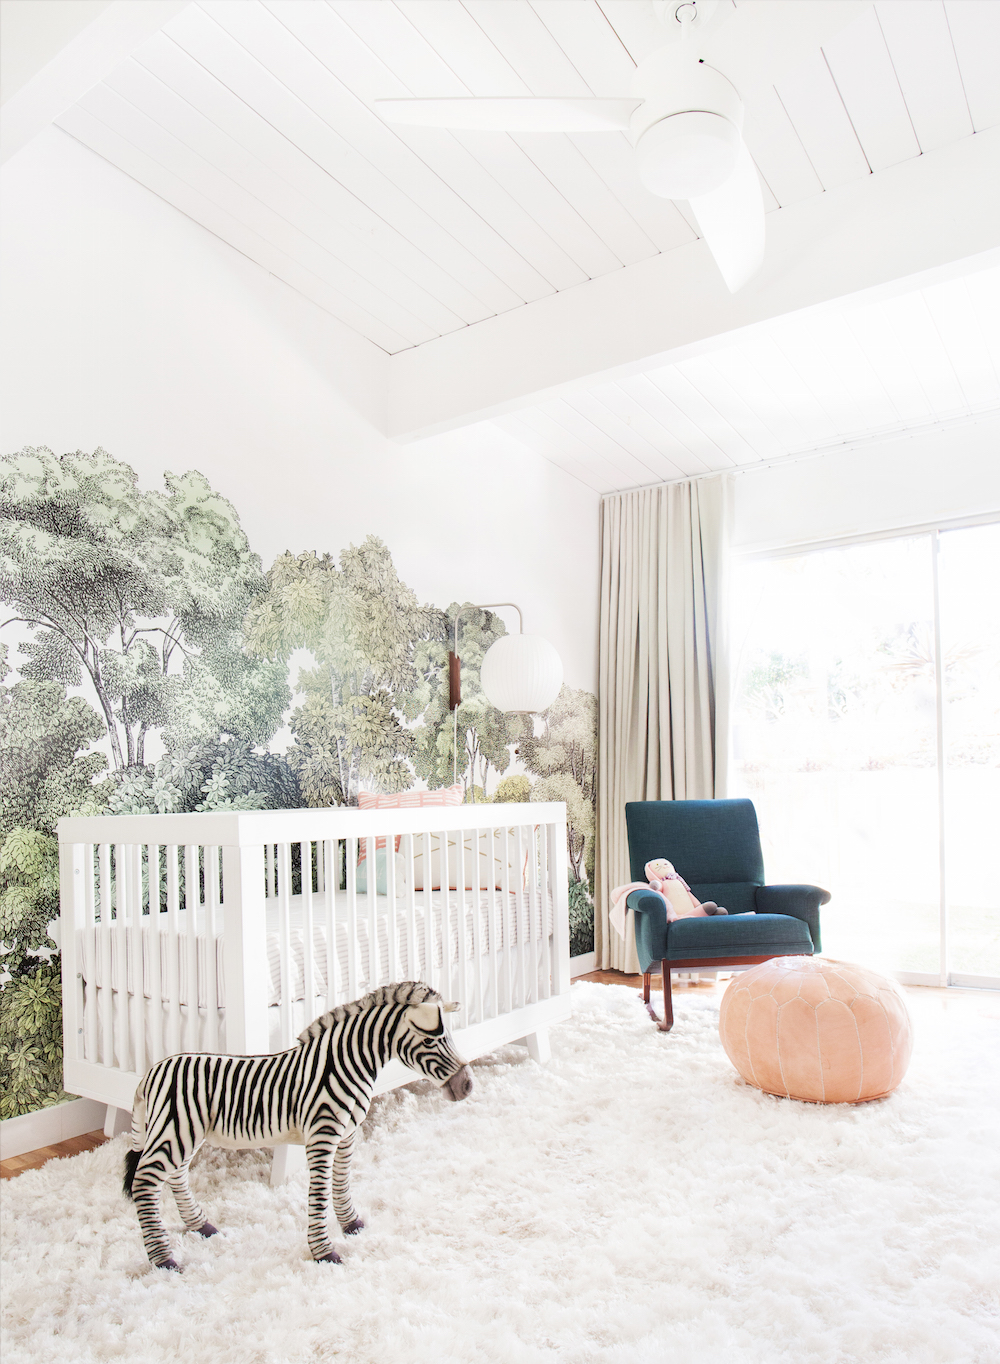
346, 837, 358, 1001
129, 844, 145, 1077
146, 844, 163, 1063
499, 826, 512, 1017
417, 832, 431, 993
470, 829, 483, 1026
83, 845, 99, 1062
278, 842, 293, 1048
442, 827, 453, 1004
365, 835, 379, 993
513, 826, 526, 1012
97, 844, 112, 1067
486, 830, 498, 1023
385, 829, 398, 983
183, 845, 199, 1052
403, 834, 417, 989
323, 839, 338, 1010
113, 843, 130, 1072
204, 846, 220, 1052
456, 828, 469, 1015
302, 842, 316, 1023
538, 825, 551, 1001
525, 825, 538, 1007
165, 845, 181, 1056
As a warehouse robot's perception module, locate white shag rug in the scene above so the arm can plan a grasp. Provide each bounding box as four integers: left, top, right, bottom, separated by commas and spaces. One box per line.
2, 983, 998, 1364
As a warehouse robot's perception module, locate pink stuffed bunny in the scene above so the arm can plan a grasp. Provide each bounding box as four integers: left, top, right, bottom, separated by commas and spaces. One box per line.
644, 858, 728, 919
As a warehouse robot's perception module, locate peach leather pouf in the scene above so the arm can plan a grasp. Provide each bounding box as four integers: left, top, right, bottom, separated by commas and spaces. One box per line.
718, 957, 913, 1104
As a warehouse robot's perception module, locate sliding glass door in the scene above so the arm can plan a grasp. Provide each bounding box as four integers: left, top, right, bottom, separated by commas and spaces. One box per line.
730, 520, 999, 987
939, 522, 1000, 980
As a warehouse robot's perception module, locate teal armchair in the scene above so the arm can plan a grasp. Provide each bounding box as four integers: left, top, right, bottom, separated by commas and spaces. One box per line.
625, 799, 830, 1030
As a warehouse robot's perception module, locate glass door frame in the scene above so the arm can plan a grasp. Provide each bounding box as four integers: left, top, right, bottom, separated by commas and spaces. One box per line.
736, 510, 1000, 992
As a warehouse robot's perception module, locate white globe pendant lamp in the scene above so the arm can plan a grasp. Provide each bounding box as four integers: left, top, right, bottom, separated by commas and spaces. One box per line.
480, 633, 563, 715
449, 603, 563, 715
449, 602, 563, 789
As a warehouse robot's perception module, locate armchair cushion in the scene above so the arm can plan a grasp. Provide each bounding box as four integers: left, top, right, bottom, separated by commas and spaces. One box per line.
666, 913, 814, 962
626, 889, 815, 973
755, 884, 830, 953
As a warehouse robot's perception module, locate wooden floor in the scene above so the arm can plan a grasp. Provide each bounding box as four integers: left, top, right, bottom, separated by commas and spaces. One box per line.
3, 972, 995, 1179
1, 1130, 108, 1180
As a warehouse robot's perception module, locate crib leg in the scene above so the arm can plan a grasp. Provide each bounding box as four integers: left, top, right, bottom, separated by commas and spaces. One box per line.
270, 1143, 308, 1186
104, 1105, 132, 1139
520, 1029, 551, 1065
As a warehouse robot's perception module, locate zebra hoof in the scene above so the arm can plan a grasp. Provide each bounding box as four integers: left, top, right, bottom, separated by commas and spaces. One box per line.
316, 1250, 343, 1265
157, 1259, 183, 1273
343, 1218, 365, 1236
195, 1222, 218, 1238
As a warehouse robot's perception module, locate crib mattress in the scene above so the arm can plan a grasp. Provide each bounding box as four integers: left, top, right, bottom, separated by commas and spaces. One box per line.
77, 888, 555, 1009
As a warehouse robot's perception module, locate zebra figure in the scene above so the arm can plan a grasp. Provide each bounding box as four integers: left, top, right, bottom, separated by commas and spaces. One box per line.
123, 981, 473, 1271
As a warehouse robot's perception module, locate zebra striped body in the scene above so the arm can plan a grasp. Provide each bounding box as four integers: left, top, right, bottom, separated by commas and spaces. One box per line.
124, 982, 472, 1270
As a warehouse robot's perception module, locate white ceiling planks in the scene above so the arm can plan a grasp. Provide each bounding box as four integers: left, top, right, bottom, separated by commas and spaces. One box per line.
822, 5, 920, 172
874, 0, 973, 152
944, 0, 1000, 133
490, 267, 1000, 494
48, 0, 1000, 357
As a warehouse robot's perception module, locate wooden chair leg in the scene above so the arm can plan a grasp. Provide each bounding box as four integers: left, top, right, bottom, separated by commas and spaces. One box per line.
660, 962, 674, 1032
641, 965, 674, 1031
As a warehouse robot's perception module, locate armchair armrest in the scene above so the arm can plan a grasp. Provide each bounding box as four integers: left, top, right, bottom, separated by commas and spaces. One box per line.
754, 884, 830, 953
626, 889, 670, 974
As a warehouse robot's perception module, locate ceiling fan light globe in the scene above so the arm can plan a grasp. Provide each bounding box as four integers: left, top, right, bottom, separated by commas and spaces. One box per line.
635, 112, 740, 200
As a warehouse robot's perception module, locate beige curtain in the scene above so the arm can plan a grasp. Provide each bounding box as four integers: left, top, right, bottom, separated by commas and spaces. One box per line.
596, 477, 732, 972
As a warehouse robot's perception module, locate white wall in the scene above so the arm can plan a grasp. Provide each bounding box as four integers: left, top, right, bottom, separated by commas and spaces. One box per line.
732, 412, 1000, 553
0, 128, 600, 692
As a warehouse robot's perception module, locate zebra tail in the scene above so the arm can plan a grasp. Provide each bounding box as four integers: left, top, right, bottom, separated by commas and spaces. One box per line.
123, 1084, 148, 1199
123, 1148, 141, 1200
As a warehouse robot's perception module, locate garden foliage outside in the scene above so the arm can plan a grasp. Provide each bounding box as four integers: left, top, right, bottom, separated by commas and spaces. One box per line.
0, 448, 597, 1118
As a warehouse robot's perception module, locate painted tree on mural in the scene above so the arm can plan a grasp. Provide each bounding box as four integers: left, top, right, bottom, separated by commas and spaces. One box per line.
244, 538, 444, 805
519, 685, 598, 957
0, 644, 111, 1117
0, 447, 289, 773
0, 445, 602, 1114
404, 604, 531, 799
520, 685, 598, 884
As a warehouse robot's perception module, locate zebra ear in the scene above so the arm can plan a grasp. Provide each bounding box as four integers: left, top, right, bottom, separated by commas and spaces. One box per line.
442, 1001, 461, 1013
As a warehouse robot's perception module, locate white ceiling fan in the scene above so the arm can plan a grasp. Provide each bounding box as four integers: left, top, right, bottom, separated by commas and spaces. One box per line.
377, 0, 866, 293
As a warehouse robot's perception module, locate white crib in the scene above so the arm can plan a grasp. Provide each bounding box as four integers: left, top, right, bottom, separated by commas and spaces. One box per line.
57, 803, 570, 1179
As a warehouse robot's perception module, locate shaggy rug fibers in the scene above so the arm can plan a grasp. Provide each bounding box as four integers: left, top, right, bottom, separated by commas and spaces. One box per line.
2, 983, 998, 1364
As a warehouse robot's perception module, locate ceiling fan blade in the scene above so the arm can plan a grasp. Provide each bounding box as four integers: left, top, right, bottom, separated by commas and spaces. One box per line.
375, 97, 639, 133
700, 0, 869, 92
687, 142, 765, 293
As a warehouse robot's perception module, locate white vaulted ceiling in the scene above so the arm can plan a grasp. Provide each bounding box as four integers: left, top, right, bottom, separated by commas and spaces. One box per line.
52, 0, 1000, 357
489, 262, 1000, 492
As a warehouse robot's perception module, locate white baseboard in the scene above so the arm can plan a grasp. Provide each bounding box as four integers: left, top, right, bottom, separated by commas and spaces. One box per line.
570, 951, 596, 978
0, 1097, 108, 1161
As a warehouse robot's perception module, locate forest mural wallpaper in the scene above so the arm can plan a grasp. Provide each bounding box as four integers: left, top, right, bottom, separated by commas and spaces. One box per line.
0, 446, 596, 1118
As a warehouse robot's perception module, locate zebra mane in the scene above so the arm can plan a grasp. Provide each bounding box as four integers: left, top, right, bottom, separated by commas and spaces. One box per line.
297, 982, 442, 1045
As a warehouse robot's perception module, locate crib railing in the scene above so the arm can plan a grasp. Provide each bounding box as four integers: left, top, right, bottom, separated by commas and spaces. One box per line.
58, 804, 569, 1105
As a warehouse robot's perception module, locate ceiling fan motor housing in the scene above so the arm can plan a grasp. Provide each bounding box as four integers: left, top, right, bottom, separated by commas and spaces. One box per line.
630, 46, 744, 200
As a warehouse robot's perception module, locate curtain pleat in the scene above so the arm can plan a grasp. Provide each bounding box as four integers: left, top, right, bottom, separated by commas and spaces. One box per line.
596, 478, 732, 972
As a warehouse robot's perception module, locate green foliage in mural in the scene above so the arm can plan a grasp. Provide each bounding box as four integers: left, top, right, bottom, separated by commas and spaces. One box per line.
520, 685, 598, 888
245, 538, 444, 804
0, 827, 67, 1119
0, 447, 288, 771
0, 646, 112, 1116
106, 738, 301, 816
1, 444, 601, 1119
404, 605, 532, 798
0, 644, 110, 841
491, 774, 533, 804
